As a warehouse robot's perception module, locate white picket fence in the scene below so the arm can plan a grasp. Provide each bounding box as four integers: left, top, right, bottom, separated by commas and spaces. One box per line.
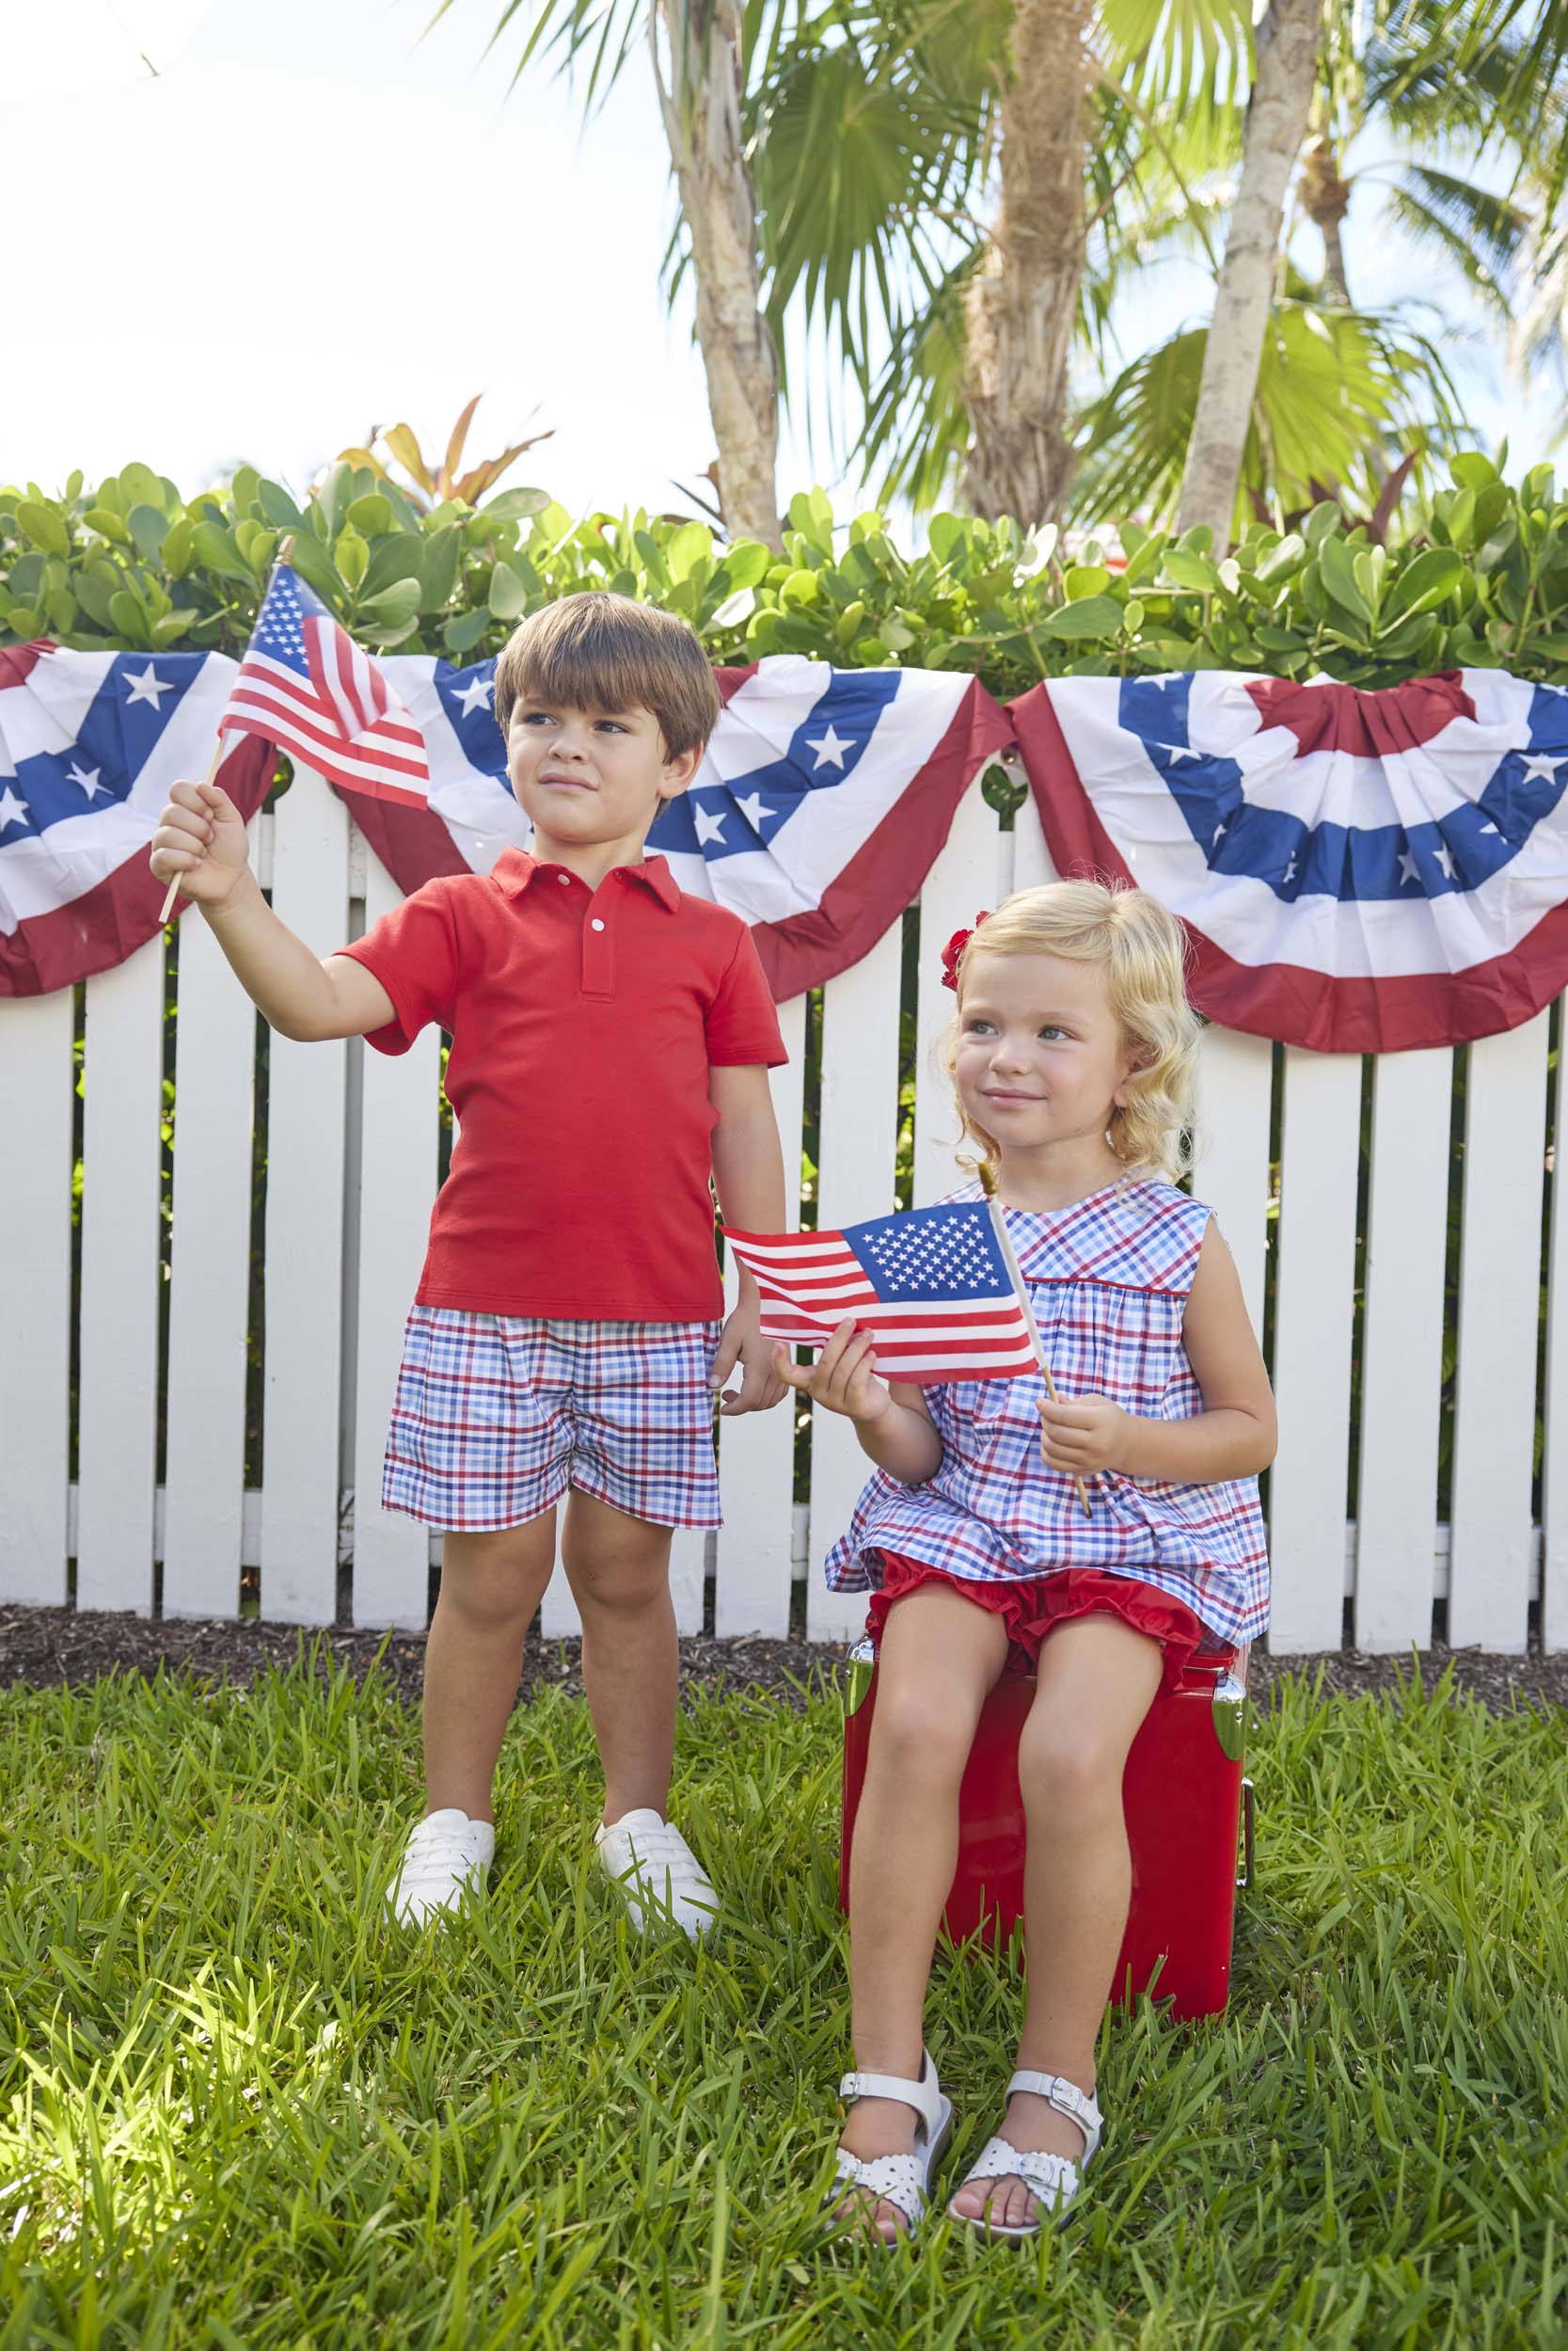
2, 759, 1563, 1654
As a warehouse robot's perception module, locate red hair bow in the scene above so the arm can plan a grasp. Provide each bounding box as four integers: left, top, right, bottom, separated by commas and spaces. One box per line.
940, 911, 991, 992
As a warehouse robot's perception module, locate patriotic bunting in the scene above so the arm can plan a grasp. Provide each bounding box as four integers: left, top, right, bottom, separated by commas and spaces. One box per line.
10, 587, 1568, 1059
0, 641, 273, 996
1012, 669, 1568, 1053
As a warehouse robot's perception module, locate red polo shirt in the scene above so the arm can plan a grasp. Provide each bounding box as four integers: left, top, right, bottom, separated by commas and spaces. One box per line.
337, 849, 786, 1320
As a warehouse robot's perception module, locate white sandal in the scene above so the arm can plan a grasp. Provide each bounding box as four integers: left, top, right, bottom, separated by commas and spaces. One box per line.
826, 2048, 954, 2242
947, 2070, 1102, 2238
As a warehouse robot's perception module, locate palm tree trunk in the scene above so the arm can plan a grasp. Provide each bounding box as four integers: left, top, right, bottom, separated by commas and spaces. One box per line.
959, 0, 1093, 528
1302, 132, 1352, 303
1176, 0, 1323, 546
651, 1, 781, 549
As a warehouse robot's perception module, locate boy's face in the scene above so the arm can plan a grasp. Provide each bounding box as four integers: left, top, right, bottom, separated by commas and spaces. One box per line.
506, 697, 702, 857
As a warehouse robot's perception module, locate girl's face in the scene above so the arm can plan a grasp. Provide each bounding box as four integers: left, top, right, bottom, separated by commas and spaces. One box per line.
954, 948, 1137, 1165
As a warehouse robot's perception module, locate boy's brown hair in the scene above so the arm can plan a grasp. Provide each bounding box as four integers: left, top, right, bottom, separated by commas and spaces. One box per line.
492, 591, 720, 759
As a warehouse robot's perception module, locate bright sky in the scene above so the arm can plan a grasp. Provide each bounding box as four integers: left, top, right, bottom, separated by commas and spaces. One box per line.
1, 0, 1559, 522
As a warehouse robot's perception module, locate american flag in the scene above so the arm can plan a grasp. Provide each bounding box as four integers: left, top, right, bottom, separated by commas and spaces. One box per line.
724, 1201, 1038, 1384
223, 564, 430, 808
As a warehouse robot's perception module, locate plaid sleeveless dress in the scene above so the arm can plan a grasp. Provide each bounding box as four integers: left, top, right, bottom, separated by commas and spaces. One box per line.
820, 1179, 1271, 1647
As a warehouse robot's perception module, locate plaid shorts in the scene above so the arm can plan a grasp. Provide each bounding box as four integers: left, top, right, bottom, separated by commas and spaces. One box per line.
383, 1307, 724, 1532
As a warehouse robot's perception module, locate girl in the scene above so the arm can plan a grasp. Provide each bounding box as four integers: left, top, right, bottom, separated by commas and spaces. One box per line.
775, 882, 1275, 2245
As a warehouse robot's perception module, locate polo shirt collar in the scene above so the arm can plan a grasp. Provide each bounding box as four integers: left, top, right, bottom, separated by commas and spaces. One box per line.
493, 847, 681, 912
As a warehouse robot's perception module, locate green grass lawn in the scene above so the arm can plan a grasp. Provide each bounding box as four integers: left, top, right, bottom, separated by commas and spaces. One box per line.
1, 1656, 1563, 2351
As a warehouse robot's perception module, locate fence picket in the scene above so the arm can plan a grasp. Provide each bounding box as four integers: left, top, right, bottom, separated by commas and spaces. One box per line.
1354, 1047, 1451, 1651
162, 840, 261, 1618
1268, 1049, 1362, 1652
807, 919, 905, 1641
715, 990, 808, 1637
0, 987, 73, 1603
912, 783, 1003, 1209
76, 936, 166, 1613
260, 767, 349, 1624
1010, 775, 1053, 893
350, 842, 441, 1628
1192, 1028, 1273, 1340
1449, 1014, 1549, 1652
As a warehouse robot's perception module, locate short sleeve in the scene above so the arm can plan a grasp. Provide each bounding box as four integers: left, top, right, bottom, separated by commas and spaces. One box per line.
705, 923, 787, 1067
334, 878, 464, 1056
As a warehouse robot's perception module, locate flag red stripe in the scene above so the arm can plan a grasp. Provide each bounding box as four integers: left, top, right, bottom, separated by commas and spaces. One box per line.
235, 650, 427, 754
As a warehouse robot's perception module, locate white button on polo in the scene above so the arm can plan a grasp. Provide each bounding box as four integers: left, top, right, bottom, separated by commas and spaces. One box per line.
558, 873, 570, 884
590, 917, 606, 930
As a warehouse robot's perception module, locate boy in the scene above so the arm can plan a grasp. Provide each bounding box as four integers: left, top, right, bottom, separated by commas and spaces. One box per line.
150, 592, 789, 1937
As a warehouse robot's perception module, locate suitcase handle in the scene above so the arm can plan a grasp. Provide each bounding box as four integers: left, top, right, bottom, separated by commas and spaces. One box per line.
1236, 1775, 1254, 1891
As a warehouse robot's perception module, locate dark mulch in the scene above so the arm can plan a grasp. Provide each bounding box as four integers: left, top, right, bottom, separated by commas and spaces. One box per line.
1, 1603, 1563, 1715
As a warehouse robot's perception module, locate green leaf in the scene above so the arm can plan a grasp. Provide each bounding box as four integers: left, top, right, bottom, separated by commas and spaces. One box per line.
715, 541, 770, 593
488, 561, 528, 620
928, 513, 967, 567
1065, 564, 1112, 600
1038, 596, 1125, 642
444, 609, 492, 656
6, 606, 42, 638
480, 486, 551, 523
1450, 452, 1498, 492
1162, 549, 1220, 594
359, 579, 421, 630
361, 537, 424, 603
230, 466, 261, 517
418, 525, 463, 612
334, 527, 369, 593
118, 462, 164, 510
107, 589, 151, 645
780, 569, 821, 605
190, 521, 252, 581
1384, 548, 1465, 622
286, 532, 342, 605
257, 478, 305, 530
17, 500, 69, 557
665, 521, 713, 585
127, 503, 168, 562
347, 494, 394, 538
1317, 535, 1371, 622
84, 505, 130, 546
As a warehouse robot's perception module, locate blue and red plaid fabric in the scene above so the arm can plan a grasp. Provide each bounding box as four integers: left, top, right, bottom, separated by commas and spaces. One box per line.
384, 1308, 723, 1532
821, 1181, 1271, 1646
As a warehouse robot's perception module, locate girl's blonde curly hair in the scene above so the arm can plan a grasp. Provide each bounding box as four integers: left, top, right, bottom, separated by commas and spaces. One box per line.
942, 880, 1200, 1187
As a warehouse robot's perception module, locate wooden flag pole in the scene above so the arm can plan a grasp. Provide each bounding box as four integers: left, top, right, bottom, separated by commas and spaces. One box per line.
977, 1166, 1092, 1519
154, 537, 293, 926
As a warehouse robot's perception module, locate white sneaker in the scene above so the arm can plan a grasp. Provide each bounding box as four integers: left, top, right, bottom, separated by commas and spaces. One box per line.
594, 1809, 718, 1941
388, 1808, 496, 1927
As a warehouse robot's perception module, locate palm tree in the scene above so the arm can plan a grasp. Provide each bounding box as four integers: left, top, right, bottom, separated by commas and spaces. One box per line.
436, 0, 783, 548
1179, 0, 1568, 542
1176, 0, 1325, 538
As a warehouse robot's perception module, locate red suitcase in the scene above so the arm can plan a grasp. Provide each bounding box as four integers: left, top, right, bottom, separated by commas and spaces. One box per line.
840, 1639, 1254, 2021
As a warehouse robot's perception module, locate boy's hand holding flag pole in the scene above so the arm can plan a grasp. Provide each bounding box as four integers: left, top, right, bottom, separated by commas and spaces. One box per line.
724, 1188, 1091, 1517
154, 541, 432, 921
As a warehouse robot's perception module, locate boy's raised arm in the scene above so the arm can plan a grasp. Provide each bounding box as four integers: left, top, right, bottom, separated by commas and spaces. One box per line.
151, 773, 395, 1041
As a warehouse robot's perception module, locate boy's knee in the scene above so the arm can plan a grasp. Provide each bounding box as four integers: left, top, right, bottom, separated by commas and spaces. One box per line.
436, 1528, 549, 1633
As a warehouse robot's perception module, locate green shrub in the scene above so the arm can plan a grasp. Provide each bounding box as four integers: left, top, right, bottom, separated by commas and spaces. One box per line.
4, 457, 1566, 691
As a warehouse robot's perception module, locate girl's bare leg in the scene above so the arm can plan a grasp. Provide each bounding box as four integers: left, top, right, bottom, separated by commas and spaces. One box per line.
950, 1612, 1164, 2232
835, 1584, 1009, 2240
